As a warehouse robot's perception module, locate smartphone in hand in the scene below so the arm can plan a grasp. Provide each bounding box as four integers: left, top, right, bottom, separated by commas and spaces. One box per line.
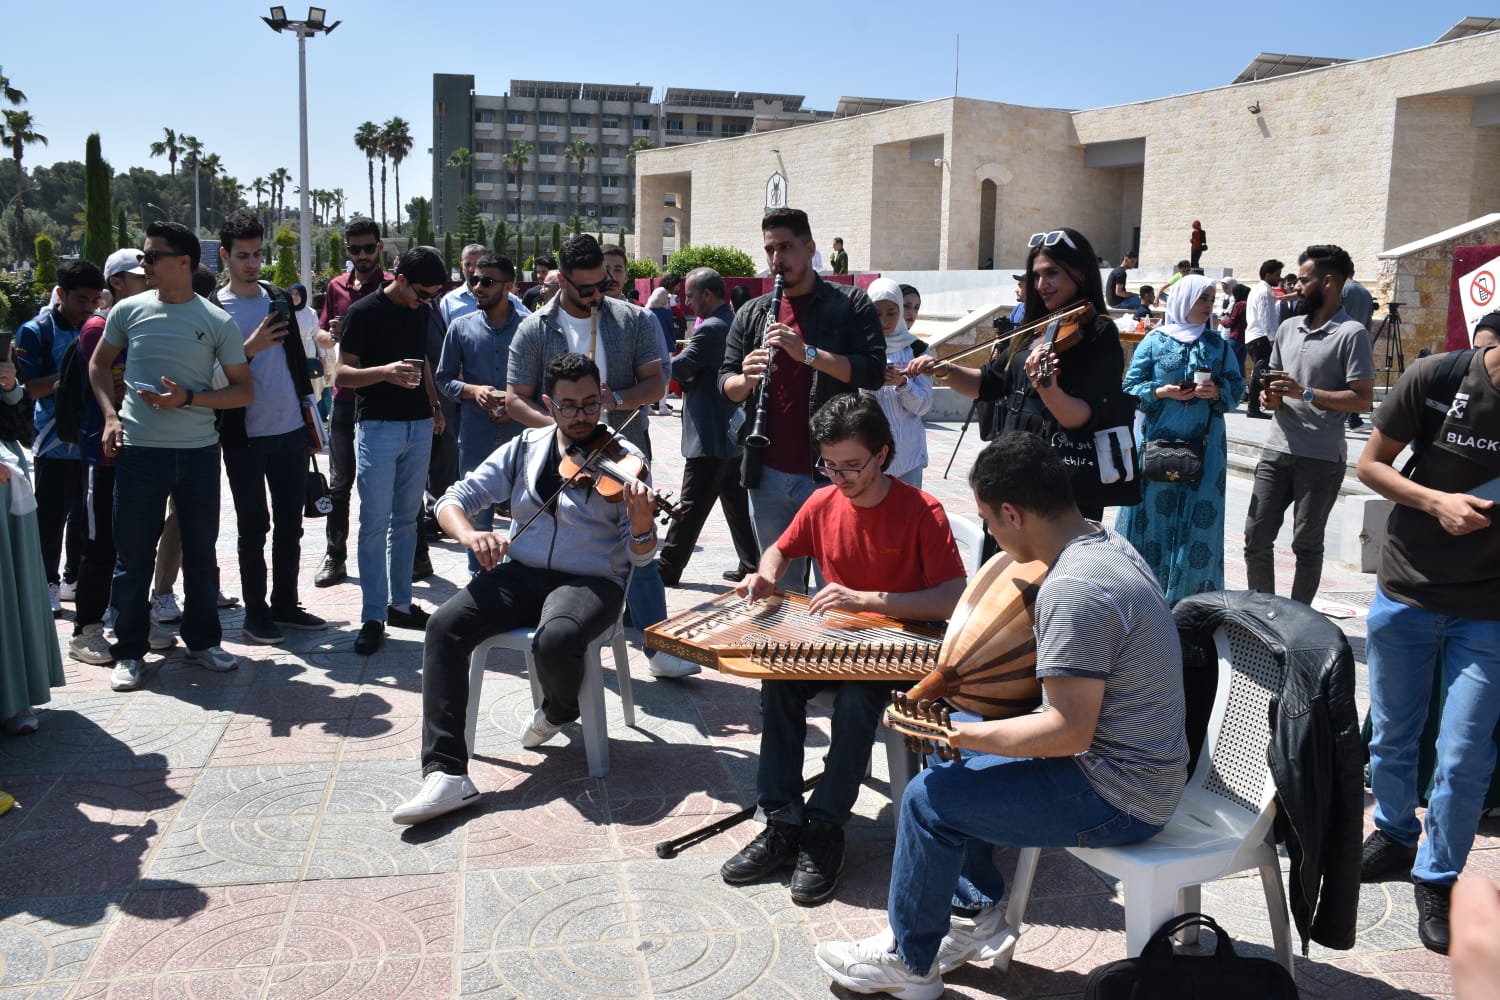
268, 297, 292, 333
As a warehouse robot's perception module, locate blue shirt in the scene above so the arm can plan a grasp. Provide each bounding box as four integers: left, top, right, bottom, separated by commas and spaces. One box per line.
13, 308, 82, 459
440, 285, 530, 327
437, 305, 526, 462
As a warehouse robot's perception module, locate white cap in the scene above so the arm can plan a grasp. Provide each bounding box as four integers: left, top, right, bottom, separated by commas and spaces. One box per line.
104, 248, 146, 281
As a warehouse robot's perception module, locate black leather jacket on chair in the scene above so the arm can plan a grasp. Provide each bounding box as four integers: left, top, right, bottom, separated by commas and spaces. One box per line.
1174, 591, 1363, 954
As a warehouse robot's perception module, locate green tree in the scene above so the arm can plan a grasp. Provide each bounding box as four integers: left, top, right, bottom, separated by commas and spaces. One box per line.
354, 121, 380, 220
475, 216, 488, 249
328, 230, 342, 269
271, 225, 298, 287
515, 231, 524, 268
33, 232, 58, 295
443, 232, 455, 271
116, 206, 129, 248
458, 195, 479, 244
666, 244, 757, 278
551, 223, 561, 253
0, 66, 27, 106
381, 117, 413, 232
532, 233, 541, 264
148, 126, 181, 179
492, 218, 512, 258
562, 139, 594, 217
626, 256, 659, 279
446, 147, 473, 213
504, 141, 533, 224
1, 108, 47, 257
82, 133, 112, 267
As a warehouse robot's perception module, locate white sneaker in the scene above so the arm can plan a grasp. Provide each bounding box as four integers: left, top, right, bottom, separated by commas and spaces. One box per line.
184, 646, 238, 672
148, 624, 177, 651
216, 590, 240, 609
110, 658, 143, 691
391, 772, 480, 825
935, 907, 1019, 974
69, 623, 113, 665
151, 594, 182, 624
57, 580, 77, 602
648, 653, 702, 678
520, 708, 564, 749
49, 583, 61, 617
815, 930, 942, 1000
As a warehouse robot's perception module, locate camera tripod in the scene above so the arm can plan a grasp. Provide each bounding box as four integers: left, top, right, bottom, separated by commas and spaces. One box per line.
1371, 301, 1407, 389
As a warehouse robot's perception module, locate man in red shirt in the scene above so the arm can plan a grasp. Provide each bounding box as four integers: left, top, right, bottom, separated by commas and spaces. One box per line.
314, 218, 392, 587
722, 393, 967, 905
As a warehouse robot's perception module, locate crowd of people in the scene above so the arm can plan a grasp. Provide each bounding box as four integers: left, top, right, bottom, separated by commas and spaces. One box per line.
1, 206, 1496, 989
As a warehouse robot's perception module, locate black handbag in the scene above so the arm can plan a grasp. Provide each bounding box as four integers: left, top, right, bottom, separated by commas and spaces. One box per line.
304, 455, 333, 518
1084, 913, 1297, 1000
1143, 438, 1205, 484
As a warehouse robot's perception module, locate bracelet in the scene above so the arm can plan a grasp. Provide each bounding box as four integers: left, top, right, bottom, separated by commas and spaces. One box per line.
183, 388, 195, 407
630, 527, 656, 545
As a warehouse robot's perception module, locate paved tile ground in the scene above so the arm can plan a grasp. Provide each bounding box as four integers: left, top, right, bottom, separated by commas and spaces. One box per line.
0, 408, 1480, 998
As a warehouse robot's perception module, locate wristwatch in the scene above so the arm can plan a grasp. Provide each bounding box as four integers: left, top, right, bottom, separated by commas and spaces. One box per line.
1301, 386, 1315, 403
630, 527, 655, 545
611, 390, 624, 408
802, 345, 817, 365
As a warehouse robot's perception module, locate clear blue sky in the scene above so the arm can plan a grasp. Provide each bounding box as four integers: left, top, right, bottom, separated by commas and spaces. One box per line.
2, 0, 1487, 226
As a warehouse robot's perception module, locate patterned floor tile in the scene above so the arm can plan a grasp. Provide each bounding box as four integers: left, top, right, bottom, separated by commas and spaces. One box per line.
9, 768, 195, 831
69, 968, 269, 999
282, 874, 456, 960
146, 816, 318, 887
86, 883, 287, 976
0, 894, 123, 989
263, 958, 450, 999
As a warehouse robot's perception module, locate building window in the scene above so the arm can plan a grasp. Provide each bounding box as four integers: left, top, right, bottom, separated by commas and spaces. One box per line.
538, 142, 558, 156
476, 110, 495, 124
603, 205, 620, 218
601, 117, 620, 129
571, 114, 590, 127
506, 111, 527, 125
664, 194, 677, 207
474, 170, 496, 184
601, 176, 621, 188
538, 112, 559, 126
696, 121, 714, 135
663, 219, 676, 237
666, 118, 683, 132
539, 173, 557, 186
635, 116, 653, 130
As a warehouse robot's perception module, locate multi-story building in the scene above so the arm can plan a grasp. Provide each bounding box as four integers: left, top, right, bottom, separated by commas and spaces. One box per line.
431, 74, 904, 238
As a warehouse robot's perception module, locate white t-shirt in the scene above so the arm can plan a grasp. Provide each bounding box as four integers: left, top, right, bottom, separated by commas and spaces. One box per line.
557, 308, 609, 388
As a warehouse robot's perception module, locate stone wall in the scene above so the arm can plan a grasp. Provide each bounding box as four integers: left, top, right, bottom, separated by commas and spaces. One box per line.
1375, 217, 1500, 357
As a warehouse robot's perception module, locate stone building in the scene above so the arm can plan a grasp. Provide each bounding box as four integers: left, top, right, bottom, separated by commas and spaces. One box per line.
634, 23, 1500, 354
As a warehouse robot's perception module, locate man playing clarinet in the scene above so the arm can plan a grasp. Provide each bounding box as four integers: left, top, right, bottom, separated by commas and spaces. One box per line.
722, 393, 967, 905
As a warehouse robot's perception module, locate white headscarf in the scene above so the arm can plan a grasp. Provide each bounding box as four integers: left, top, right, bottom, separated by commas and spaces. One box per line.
1157, 274, 1215, 344
645, 286, 670, 309
866, 277, 918, 351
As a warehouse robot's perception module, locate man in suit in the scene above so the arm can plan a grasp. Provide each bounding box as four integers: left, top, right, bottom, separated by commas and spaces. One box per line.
656, 268, 760, 589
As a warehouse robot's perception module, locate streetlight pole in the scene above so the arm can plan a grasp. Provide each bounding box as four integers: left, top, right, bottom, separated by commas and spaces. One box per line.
262, 6, 340, 292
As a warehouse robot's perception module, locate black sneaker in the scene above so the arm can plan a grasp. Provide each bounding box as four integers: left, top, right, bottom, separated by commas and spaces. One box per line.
722, 567, 749, 583
720, 819, 800, 885
790, 819, 845, 905
411, 557, 435, 581
272, 605, 327, 631
1360, 829, 1417, 882
241, 610, 284, 645
353, 620, 385, 655
387, 603, 431, 630
1414, 880, 1451, 955
314, 554, 346, 588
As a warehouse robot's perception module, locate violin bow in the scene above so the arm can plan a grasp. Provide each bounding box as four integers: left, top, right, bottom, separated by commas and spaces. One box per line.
508, 405, 647, 546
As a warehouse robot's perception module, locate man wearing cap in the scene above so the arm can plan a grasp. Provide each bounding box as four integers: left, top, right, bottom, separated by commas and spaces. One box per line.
87, 222, 253, 692
1008, 275, 1027, 326
335, 246, 449, 655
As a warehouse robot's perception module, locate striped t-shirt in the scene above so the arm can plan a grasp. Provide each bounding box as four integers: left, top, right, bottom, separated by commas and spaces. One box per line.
1035, 527, 1188, 827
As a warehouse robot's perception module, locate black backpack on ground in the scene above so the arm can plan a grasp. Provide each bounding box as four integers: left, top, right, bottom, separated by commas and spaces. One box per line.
1084, 913, 1297, 1000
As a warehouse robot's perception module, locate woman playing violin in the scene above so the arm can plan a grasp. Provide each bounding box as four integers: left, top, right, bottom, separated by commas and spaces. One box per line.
390, 352, 663, 827
907, 227, 1130, 519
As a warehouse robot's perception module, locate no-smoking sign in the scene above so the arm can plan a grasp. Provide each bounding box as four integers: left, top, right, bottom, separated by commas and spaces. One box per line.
1471, 270, 1495, 307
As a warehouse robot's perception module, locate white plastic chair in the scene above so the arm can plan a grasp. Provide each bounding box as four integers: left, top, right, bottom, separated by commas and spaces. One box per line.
948, 512, 986, 577
1002, 619, 1296, 974
463, 610, 635, 778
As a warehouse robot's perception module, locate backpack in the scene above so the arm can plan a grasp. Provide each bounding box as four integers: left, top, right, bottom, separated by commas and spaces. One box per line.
1400, 348, 1476, 477
51, 338, 87, 445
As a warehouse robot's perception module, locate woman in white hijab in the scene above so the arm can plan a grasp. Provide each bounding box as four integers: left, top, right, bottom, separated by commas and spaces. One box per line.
1115, 273, 1244, 603
863, 277, 933, 487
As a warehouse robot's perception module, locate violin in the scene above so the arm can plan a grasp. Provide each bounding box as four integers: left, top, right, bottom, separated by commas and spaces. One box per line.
1034, 303, 1098, 387
560, 425, 684, 525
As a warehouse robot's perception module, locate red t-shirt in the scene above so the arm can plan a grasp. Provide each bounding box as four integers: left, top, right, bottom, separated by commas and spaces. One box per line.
764, 292, 816, 475
776, 478, 966, 593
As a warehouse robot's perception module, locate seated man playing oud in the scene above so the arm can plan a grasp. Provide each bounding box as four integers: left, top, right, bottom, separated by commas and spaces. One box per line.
721, 393, 967, 905
816, 431, 1187, 1000
391, 352, 658, 826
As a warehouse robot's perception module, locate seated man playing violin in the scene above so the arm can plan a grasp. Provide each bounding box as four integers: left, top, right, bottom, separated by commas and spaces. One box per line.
722, 393, 967, 905
815, 432, 1187, 1000
392, 352, 659, 826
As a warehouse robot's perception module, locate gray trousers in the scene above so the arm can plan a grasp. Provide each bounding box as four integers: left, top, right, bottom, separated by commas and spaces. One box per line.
1243, 449, 1345, 604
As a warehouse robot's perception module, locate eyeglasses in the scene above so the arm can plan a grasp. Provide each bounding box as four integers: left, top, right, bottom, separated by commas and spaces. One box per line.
346, 242, 379, 256
550, 398, 602, 418
815, 452, 880, 481
468, 275, 508, 288
412, 286, 439, 303
1028, 231, 1079, 251
563, 272, 614, 297
140, 249, 187, 265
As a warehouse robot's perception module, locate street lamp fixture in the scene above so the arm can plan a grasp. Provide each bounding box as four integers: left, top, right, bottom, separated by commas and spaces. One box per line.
262, 6, 341, 292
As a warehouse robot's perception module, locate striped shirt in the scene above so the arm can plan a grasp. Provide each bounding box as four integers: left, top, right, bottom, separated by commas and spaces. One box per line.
1035, 527, 1187, 826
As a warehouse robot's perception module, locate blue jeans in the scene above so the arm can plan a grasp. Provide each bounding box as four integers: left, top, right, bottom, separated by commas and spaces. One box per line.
625, 559, 668, 659
111, 445, 223, 658
759, 679, 890, 826
748, 467, 823, 593
355, 418, 433, 622
457, 437, 502, 575
890, 752, 1161, 976
1114, 294, 1142, 311
1367, 586, 1500, 885
223, 428, 308, 614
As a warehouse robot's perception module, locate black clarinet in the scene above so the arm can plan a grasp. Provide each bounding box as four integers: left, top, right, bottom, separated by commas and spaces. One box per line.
744, 274, 784, 449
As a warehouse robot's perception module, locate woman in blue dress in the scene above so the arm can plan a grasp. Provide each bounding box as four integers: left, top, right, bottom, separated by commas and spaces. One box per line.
1116, 274, 1244, 603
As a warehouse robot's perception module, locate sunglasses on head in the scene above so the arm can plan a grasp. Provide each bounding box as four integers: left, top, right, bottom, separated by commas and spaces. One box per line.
468, 275, 507, 288
141, 249, 186, 265
1028, 230, 1079, 251
345, 242, 379, 256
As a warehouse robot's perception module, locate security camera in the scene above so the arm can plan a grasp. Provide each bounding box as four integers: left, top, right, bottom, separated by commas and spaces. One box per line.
1248, 102, 1261, 115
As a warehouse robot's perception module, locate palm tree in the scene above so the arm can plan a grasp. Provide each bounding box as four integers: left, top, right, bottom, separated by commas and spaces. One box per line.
0, 66, 25, 106
446, 148, 474, 218
201, 152, 222, 227
251, 176, 268, 215
270, 167, 291, 223
381, 117, 413, 233
333, 187, 346, 222
180, 134, 204, 233
354, 121, 380, 220
505, 140, 533, 225
563, 139, 595, 218
0, 108, 45, 257
149, 126, 181, 178
220, 175, 244, 214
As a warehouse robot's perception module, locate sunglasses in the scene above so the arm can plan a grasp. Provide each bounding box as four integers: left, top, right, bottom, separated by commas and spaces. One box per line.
467, 275, 507, 288
412, 286, 439, 303
563, 273, 613, 297
1028, 230, 1079, 251
345, 242, 379, 256
141, 249, 187, 265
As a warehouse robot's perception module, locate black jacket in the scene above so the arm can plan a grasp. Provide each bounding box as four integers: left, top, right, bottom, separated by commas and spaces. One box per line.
1174, 591, 1363, 954
672, 303, 738, 460
717, 275, 884, 479
213, 281, 315, 449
